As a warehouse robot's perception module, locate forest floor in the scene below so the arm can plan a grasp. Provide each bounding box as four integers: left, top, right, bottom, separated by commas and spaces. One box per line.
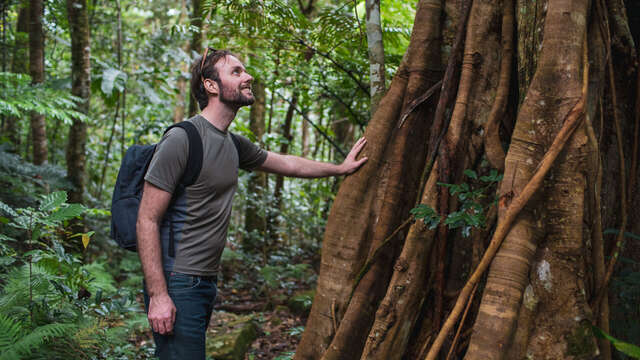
213, 280, 307, 360
129, 246, 315, 360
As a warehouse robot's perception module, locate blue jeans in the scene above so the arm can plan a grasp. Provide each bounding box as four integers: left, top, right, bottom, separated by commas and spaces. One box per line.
143, 272, 218, 360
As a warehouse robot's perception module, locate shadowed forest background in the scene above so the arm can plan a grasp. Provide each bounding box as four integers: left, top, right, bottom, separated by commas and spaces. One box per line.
0, 0, 639, 359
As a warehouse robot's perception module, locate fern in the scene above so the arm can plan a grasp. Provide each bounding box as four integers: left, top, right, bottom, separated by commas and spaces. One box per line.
0, 314, 75, 360
0, 264, 58, 316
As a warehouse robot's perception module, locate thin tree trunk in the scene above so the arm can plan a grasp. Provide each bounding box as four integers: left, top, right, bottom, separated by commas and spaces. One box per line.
66, 0, 91, 205
269, 92, 298, 241
29, 0, 47, 165
244, 78, 268, 251
173, 0, 189, 123
301, 109, 309, 157
5, 3, 29, 151
97, 0, 123, 201
366, 0, 385, 115
188, 0, 202, 117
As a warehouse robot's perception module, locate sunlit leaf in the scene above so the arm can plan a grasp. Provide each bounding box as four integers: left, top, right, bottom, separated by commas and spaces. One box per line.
40, 191, 67, 212
46, 204, 85, 223
593, 326, 640, 358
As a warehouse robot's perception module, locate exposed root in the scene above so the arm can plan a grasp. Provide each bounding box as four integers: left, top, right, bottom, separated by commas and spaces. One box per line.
583, 30, 611, 360
397, 80, 442, 128
483, 0, 513, 171
331, 298, 338, 334
425, 93, 587, 360
445, 283, 478, 360
349, 216, 414, 301
592, 0, 627, 313
629, 60, 639, 211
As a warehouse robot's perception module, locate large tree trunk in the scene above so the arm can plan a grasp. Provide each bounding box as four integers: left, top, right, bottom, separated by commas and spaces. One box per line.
298, 0, 639, 358
29, 0, 47, 165
66, 0, 91, 205
296, 0, 442, 357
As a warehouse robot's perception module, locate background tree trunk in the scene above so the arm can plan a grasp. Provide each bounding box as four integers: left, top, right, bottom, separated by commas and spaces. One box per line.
188, 0, 202, 117
173, 0, 189, 124
29, 0, 47, 165
66, 0, 91, 205
269, 92, 298, 241
365, 0, 385, 115
244, 78, 268, 252
4, 3, 28, 152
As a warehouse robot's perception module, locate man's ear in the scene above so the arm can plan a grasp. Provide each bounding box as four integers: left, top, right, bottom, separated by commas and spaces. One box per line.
203, 79, 219, 96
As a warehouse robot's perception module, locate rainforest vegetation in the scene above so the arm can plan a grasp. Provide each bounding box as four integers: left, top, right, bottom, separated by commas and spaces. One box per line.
0, 0, 639, 359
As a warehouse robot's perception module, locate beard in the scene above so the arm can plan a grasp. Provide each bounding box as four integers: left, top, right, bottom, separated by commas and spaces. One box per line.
218, 80, 255, 108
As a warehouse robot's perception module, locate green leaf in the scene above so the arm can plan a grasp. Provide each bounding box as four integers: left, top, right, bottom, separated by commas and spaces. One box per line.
40, 191, 67, 212
100, 68, 126, 96
140, 80, 162, 104
46, 204, 85, 223
410, 204, 442, 229
0, 234, 16, 242
593, 326, 640, 358
0, 201, 18, 217
463, 169, 477, 180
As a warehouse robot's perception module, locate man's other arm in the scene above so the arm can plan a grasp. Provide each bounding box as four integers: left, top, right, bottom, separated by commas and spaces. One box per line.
137, 182, 175, 335
257, 137, 368, 177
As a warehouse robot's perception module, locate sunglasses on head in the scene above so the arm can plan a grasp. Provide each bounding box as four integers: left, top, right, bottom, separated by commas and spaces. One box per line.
200, 47, 217, 82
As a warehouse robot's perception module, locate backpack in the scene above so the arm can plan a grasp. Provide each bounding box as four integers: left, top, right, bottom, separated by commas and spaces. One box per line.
110, 121, 203, 254
110, 121, 243, 255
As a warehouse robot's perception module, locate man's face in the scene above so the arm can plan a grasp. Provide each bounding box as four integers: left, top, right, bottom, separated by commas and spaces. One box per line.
213, 55, 254, 108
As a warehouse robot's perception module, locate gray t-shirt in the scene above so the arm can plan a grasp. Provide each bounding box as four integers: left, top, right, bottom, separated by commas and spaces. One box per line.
144, 115, 267, 276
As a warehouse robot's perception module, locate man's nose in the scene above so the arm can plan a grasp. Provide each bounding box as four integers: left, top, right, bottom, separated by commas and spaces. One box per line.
245, 72, 254, 83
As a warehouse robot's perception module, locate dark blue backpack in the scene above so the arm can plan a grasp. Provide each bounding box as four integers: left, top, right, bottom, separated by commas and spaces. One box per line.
110, 121, 203, 254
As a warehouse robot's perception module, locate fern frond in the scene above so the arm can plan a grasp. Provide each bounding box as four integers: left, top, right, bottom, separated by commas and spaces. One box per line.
0, 264, 57, 314
0, 322, 75, 360
0, 314, 24, 350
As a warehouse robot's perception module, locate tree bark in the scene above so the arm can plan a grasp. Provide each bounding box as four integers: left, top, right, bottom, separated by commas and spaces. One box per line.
29, 0, 47, 165
465, 0, 593, 358
66, 0, 91, 205
173, 0, 189, 123
270, 92, 298, 241
366, 0, 385, 115
244, 78, 268, 251
296, 0, 443, 358
5, 3, 29, 151
188, 0, 202, 117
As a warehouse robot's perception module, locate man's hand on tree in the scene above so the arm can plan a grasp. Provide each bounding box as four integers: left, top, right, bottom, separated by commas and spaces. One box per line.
340, 137, 368, 175
148, 293, 176, 335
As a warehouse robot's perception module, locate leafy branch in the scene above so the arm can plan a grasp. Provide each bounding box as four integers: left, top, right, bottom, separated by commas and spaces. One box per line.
411, 169, 503, 237
0, 73, 88, 124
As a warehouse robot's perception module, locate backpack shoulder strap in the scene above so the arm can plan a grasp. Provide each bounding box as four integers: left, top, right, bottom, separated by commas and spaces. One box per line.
165, 121, 203, 187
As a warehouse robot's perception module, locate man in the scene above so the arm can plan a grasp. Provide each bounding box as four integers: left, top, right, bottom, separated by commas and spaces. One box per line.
136, 48, 368, 359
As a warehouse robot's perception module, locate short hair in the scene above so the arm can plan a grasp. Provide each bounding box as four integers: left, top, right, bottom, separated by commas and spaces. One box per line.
190, 49, 234, 110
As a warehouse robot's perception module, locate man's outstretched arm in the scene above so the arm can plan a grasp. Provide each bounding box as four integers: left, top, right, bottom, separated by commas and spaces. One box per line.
257, 137, 368, 177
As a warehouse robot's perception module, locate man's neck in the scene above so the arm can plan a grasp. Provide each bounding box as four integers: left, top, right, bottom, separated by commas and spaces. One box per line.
200, 102, 238, 132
